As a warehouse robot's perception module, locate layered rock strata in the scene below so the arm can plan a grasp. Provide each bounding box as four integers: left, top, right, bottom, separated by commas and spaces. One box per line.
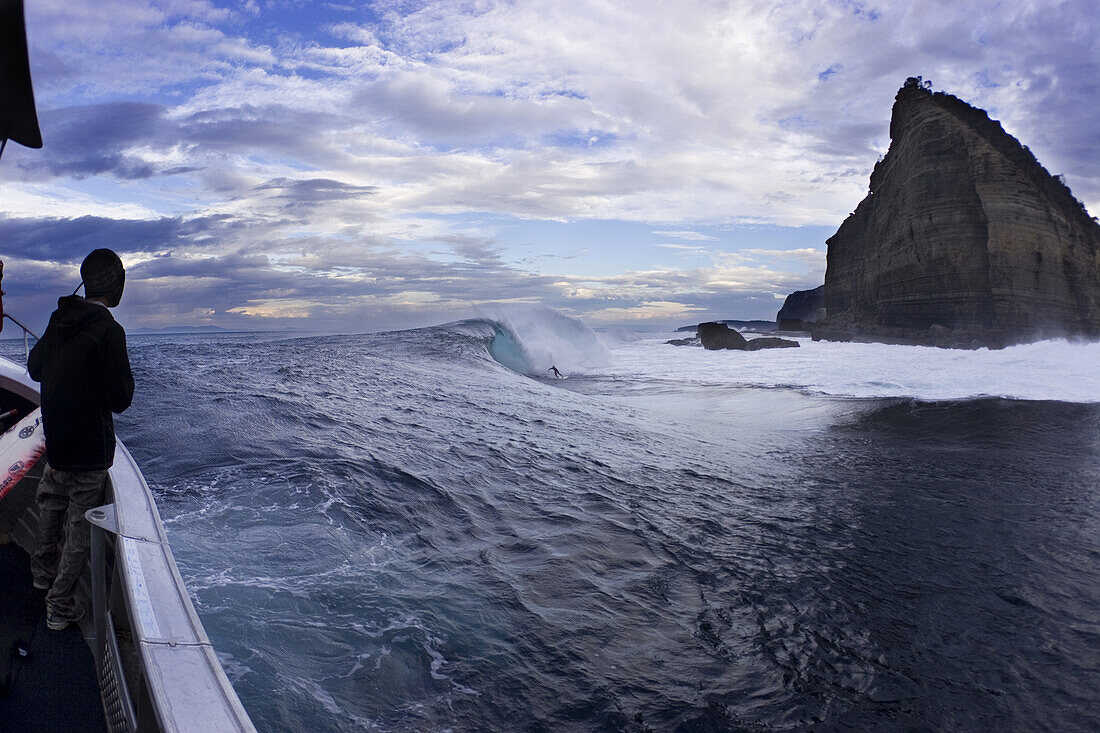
816, 78, 1100, 348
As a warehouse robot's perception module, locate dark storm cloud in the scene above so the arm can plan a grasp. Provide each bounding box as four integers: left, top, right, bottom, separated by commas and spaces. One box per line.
122, 253, 309, 314
19, 102, 349, 183
0, 215, 185, 261
33, 102, 173, 179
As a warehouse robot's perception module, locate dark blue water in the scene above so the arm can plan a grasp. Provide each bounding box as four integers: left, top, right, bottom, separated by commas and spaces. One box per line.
16, 323, 1099, 731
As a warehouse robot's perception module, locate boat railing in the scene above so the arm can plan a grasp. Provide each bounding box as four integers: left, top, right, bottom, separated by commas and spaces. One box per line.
2, 313, 39, 362
1, 342, 255, 731
85, 445, 255, 733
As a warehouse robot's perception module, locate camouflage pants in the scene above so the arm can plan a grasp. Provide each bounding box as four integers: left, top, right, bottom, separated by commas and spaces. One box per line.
30, 464, 107, 618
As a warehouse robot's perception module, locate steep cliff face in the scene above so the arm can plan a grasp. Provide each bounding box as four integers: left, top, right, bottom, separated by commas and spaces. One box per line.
776, 285, 825, 329
819, 80, 1100, 347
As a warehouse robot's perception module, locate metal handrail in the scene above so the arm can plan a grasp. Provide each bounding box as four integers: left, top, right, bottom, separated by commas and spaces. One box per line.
85, 459, 257, 732
2, 313, 39, 362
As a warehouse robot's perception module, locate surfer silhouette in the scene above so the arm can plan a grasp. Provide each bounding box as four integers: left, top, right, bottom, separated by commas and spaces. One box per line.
548, 365, 563, 379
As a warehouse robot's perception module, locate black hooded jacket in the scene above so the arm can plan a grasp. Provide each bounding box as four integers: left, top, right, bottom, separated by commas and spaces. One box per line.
28, 296, 134, 471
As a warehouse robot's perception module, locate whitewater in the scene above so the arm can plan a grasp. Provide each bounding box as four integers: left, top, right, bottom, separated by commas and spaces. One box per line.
5, 313, 1097, 731
605, 331, 1100, 403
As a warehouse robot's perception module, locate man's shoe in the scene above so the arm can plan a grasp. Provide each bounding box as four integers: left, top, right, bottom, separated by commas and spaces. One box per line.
45, 603, 85, 631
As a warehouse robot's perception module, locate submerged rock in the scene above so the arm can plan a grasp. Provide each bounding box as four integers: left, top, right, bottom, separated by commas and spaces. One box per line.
817, 78, 1100, 348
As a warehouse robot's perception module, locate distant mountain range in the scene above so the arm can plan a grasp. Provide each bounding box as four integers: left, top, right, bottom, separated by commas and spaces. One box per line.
129, 325, 229, 334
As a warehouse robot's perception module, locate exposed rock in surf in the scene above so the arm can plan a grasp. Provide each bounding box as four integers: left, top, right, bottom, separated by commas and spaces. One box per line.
698, 322, 748, 350
666, 336, 700, 346
815, 78, 1100, 349
697, 322, 799, 350
776, 285, 825, 330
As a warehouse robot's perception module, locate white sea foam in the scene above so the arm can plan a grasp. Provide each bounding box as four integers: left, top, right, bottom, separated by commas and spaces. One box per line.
600, 333, 1100, 403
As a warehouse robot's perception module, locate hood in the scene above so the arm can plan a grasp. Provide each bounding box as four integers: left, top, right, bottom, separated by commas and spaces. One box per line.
52, 294, 112, 337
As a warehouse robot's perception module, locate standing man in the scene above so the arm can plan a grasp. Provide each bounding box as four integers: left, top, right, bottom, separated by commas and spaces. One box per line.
28, 249, 134, 631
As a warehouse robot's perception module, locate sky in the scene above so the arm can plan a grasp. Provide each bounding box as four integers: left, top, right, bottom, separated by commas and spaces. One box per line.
1, 0, 1097, 334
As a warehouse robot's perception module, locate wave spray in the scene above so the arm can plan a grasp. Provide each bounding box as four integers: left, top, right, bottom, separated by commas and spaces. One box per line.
476, 306, 609, 376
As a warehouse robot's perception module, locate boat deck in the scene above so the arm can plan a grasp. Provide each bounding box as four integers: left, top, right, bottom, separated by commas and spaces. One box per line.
0, 540, 106, 731
0, 355, 256, 732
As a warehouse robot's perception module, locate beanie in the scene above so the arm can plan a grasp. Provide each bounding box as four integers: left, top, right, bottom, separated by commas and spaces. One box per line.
80, 249, 125, 306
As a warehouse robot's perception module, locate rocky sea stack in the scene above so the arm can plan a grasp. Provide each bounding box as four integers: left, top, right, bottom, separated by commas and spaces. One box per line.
697, 322, 799, 350
814, 78, 1100, 348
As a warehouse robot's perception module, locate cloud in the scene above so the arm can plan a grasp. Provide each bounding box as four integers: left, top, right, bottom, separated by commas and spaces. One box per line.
250, 177, 379, 216
432, 235, 505, 266
353, 69, 603, 148
16, 0, 1098, 220
742, 247, 827, 269
1, 209, 823, 332
653, 244, 705, 252
4, 0, 1096, 331
26, 102, 173, 180
652, 231, 718, 241
0, 215, 186, 261
24, 0, 274, 101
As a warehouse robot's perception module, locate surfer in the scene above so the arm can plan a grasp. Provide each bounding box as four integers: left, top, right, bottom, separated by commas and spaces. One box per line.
27, 249, 134, 631
548, 365, 563, 379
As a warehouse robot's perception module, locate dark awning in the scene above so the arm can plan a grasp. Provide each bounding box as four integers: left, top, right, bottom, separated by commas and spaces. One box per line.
0, 0, 43, 149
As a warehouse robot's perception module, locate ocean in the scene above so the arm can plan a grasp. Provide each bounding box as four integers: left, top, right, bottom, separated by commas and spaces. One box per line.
14, 312, 1100, 731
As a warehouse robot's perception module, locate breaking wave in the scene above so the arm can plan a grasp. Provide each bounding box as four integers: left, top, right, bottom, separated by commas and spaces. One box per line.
445, 307, 609, 377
